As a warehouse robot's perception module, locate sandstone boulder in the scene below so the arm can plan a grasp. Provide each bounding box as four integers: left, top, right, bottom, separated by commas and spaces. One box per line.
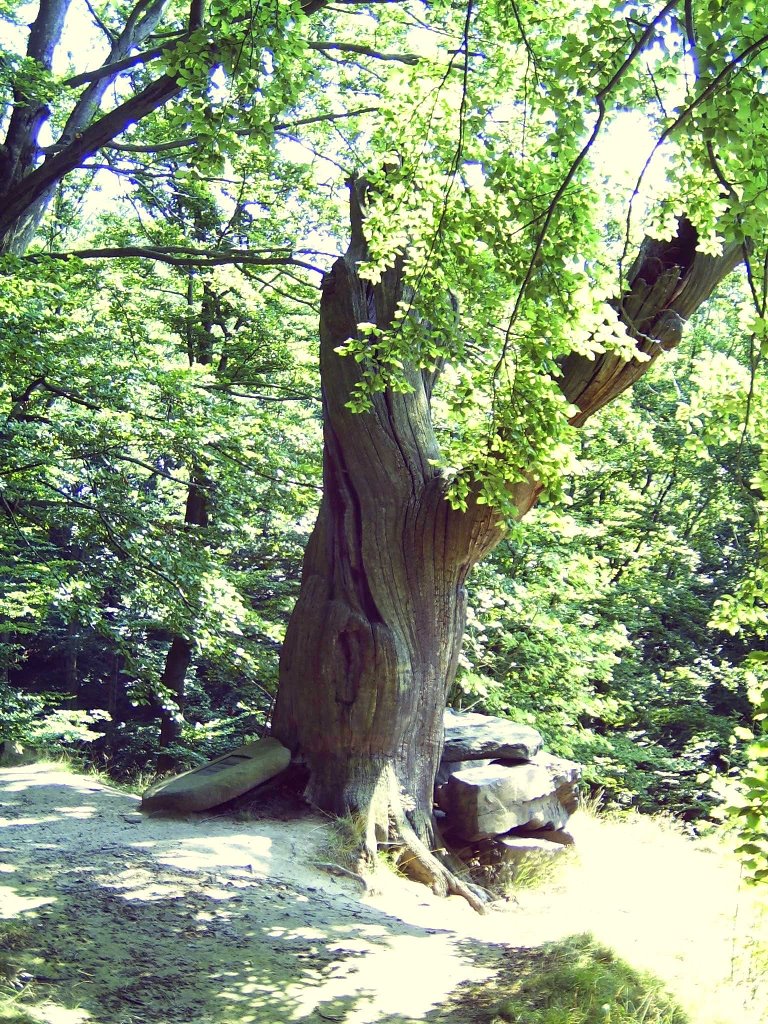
0, 740, 27, 767
434, 758, 487, 804
141, 737, 291, 814
437, 751, 581, 840
442, 708, 543, 763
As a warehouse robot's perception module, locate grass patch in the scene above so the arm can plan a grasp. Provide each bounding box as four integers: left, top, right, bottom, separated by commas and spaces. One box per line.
458, 837, 574, 898
501, 845, 573, 893
0, 1007, 40, 1024
0, 919, 41, 1024
446, 933, 689, 1024
492, 934, 688, 1024
318, 812, 369, 867
0, 919, 36, 981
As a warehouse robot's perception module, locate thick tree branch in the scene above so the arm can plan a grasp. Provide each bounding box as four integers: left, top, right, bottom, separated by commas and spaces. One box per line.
559, 220, 745, 425
0, 73, 180, 240
36, 380, 104, 413
0, 0, 333, 251
101, 104, 381, 154
64, 45, 167, 88
0, 0, 69, 189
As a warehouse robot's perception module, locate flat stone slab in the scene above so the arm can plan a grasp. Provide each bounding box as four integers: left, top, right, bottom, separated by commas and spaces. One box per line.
435, 758, 487, 798
496, 835, 568, 858
442, 708, 543, 762
509, 826, 575, 846
438, 751, 581, 841
141, 737, 291, 814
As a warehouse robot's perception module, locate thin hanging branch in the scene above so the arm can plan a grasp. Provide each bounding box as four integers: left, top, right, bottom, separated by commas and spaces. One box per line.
308, 41, 420, 64
497, 0, 681, 373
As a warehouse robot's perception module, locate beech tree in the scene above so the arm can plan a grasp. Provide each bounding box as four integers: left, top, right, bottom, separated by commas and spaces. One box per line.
272, 0, 763, 902
3, 0, 768, 902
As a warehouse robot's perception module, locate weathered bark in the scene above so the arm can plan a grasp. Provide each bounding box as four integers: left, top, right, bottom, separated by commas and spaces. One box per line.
273, 187, 746, 905
272, 181, 502, 904
560, 221, 745, 424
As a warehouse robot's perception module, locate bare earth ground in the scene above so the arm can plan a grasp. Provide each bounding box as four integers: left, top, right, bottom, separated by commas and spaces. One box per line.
0, 763, 766, 1024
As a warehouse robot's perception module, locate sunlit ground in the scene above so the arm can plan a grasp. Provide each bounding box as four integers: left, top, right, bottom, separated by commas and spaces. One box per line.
1, 763, 765, 1024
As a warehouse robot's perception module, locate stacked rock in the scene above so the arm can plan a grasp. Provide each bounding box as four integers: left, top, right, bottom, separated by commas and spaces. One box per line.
436, 709, 581, 881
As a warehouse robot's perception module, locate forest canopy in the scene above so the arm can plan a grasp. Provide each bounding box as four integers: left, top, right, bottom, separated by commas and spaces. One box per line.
1, 0, 768, 887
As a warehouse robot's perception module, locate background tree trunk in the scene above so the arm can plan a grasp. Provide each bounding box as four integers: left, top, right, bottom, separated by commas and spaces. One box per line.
154, 277, 215, 774
155, 635, 193, 773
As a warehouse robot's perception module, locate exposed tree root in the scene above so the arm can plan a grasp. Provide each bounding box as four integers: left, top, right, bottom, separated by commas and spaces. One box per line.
371, 774, 489, 912
391, 818, 489, 913
311, 860, 372, 893
263, 758, 490, 910
298, 759, 490, 912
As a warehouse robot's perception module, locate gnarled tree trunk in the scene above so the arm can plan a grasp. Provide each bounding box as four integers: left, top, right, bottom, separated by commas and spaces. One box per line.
272, 183, 745, 905
272, 181, 503, 904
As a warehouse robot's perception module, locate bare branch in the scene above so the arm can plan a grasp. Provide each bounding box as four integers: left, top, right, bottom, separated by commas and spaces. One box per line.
35, 245, 325, 273
308, 41, 420, 64
105, 137, 199, 154
83, 0, 117, 44
101, 105, 381, 155
37, 381, 104, 412
275, 105, 380, 130
244, 270, 319, 308
64, 45, 167, 88
108, 452, 195, 487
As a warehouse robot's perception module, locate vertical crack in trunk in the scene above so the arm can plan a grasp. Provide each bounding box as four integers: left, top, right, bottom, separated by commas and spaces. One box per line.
272, 182, 498, 908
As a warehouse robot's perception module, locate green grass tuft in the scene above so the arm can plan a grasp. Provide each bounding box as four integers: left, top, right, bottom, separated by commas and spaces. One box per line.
488, 934, 689, 1024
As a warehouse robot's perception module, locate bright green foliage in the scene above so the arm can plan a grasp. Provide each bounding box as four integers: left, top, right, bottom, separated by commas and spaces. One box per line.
2, 0, 768, 853
0, 242, 321, 770
722, 673, 768, 882
454, 294, 761, 817
317, 0, 768, 513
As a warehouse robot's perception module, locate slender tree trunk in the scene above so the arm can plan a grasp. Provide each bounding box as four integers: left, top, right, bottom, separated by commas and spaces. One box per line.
155, 278, 213, 773
156, 635, 193, 772
155, 467, 210, 773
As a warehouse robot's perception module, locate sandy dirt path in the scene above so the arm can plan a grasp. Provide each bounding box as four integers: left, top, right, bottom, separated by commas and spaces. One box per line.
0, 764, 509, 1024
0, 764, 764, 1024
